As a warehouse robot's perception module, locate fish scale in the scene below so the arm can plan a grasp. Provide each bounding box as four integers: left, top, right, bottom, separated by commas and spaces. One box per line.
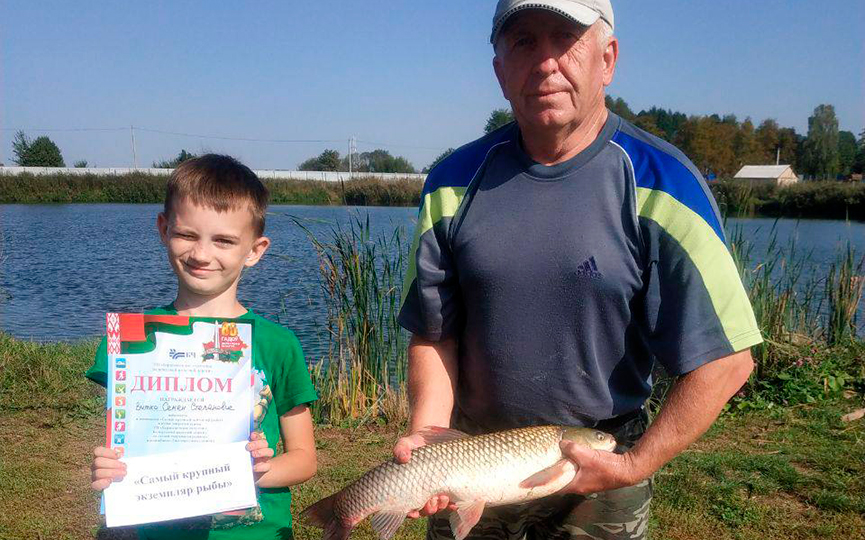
302, 425, 616, 540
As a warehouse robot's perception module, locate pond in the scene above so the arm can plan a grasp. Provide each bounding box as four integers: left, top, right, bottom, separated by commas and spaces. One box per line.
1, 204, 863, 360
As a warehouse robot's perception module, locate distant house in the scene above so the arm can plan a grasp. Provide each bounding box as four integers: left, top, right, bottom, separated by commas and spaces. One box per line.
733, 165, 799, 187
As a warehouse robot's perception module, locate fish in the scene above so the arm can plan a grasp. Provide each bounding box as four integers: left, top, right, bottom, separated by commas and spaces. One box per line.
301, 425, 616, 540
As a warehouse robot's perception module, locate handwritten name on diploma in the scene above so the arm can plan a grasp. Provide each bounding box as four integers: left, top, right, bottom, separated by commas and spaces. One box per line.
135, 401, 237, 412
104, 441, 256, 527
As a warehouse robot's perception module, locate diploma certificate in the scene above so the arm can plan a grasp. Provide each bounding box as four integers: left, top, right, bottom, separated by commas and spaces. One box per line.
102, 313, 257, 526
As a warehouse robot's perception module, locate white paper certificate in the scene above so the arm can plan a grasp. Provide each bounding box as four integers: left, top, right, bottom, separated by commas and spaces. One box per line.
102, 314, 258, 526
104, 441, 257, 527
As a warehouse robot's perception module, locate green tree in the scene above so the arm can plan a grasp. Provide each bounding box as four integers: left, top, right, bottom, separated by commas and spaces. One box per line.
605, 95, 635, 121
299, 149, 341, 171
73, 160, 88, 168
362, 149, 416, 174
339, 152, 362, 172
779, 128, 802, 170
755, 119, 780, 163
12, 131, 65, 167
676, 115, 737, 177
485, 108, 515, 133
153, 149, 196, 168
635, 107, 687, 141
733, 118, 762, 167
341, 149, 416, 174
853, 129, 865, 174
837, 130, 857, 178
802, 104, 840, 180
634, 115, 665, 138
318, 149, 341, 172
11, 131, 29, 164
424, 148, 455, 173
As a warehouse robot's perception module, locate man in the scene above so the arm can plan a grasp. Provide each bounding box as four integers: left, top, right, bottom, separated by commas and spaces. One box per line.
395, 1, 762, 538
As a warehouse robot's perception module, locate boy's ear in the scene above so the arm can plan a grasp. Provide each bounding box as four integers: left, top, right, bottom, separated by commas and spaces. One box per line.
244, 236, 271, 268
157, 212, 169, 244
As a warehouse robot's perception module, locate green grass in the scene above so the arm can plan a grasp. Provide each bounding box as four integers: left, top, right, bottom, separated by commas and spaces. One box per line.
0, 333, 102, 416
1, 341, 862, 540
0, 173, 423, 207
653, 400, 865, 539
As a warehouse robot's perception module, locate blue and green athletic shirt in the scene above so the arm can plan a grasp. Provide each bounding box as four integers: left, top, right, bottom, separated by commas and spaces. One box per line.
398, 111, 763, 433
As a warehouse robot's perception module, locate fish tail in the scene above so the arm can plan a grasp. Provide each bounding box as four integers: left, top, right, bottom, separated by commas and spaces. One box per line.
301, 494, 352, 540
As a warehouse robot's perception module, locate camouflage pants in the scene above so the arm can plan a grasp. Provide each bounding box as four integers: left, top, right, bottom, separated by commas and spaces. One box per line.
427, 412, 652, 540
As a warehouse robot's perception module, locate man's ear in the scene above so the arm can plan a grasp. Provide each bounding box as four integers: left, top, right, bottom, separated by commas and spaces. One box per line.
157, 212, 169, 245
602, 36, 619, 86
244, 236, 271, 268
493, 55, 510, 101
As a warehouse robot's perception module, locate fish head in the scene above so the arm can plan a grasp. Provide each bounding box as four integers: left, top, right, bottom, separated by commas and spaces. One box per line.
561, 427, 617, 452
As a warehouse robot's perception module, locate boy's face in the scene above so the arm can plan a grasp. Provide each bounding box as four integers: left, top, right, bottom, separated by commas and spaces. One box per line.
157, 198, 270, 301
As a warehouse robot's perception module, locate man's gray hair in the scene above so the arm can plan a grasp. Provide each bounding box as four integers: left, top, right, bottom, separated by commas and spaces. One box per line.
596, 19, 613, 50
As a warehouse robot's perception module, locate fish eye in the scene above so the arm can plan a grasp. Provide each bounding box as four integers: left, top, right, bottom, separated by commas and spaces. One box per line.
595, 432, 605, 441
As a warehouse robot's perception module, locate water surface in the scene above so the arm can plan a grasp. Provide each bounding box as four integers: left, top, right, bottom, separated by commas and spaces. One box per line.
1, 205, 862, 358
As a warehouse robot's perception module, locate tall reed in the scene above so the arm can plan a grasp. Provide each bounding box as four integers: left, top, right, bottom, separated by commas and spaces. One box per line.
729, 221, 863, 385
298, 216, 410, 425
825, 244, 865, 346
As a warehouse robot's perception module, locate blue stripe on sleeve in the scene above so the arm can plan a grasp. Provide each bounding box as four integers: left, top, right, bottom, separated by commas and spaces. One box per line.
422, 123, 517, 198
613, 130, 725, 242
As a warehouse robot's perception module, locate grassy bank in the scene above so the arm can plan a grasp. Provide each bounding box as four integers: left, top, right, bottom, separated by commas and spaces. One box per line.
0, 172, 422, 207
712, 179, 865, 221
4, 172, 865, 221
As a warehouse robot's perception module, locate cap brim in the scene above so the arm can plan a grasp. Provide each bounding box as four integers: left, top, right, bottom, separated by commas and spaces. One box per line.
491, 2, 601, 44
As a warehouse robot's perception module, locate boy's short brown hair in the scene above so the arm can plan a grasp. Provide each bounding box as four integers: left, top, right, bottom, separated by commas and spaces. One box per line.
164, 154, 269, 237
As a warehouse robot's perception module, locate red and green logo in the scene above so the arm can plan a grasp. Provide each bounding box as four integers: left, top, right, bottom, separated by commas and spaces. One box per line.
203, 322, 247, 362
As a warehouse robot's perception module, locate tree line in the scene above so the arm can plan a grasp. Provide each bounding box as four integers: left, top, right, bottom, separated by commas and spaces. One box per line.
297, 148, 416, 174
605, 97, 863, 180
9, 99, 865, 179
395, 101, 865, 179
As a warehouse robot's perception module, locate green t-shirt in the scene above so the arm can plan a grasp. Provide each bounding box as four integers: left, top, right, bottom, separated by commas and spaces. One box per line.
85, 305, 318, 540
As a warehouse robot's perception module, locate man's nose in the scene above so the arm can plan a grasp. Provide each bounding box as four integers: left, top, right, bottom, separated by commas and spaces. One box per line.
533, 38, 560, 75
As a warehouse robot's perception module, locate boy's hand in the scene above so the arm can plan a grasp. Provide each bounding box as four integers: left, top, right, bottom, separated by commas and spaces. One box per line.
91, 446, 126, 490
247, 431, 275, 482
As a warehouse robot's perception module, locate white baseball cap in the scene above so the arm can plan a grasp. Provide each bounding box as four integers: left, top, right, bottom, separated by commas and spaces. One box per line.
491, 0, 615, 44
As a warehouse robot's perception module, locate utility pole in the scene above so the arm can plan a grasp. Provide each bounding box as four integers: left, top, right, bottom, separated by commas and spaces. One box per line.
342, 136, 356, 204
776, 146, 781, 166
348, 136, 357, 178
130, 126, 138, 169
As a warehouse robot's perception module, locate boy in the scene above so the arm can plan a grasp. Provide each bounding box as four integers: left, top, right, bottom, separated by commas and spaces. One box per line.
86, 154, 318, 539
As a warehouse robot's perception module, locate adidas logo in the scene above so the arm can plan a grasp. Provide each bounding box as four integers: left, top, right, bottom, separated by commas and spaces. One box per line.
576, 256, 603, 279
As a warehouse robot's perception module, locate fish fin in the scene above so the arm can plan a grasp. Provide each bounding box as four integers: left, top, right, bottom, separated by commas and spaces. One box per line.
519, 459, 575, 489
416, 426, 470, 445
300, 494, 352, 540
369, 510, 406, 540
448, 499, 486, 540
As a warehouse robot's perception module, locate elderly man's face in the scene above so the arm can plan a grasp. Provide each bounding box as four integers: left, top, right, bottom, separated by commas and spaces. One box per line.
493, 10, 617, 134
